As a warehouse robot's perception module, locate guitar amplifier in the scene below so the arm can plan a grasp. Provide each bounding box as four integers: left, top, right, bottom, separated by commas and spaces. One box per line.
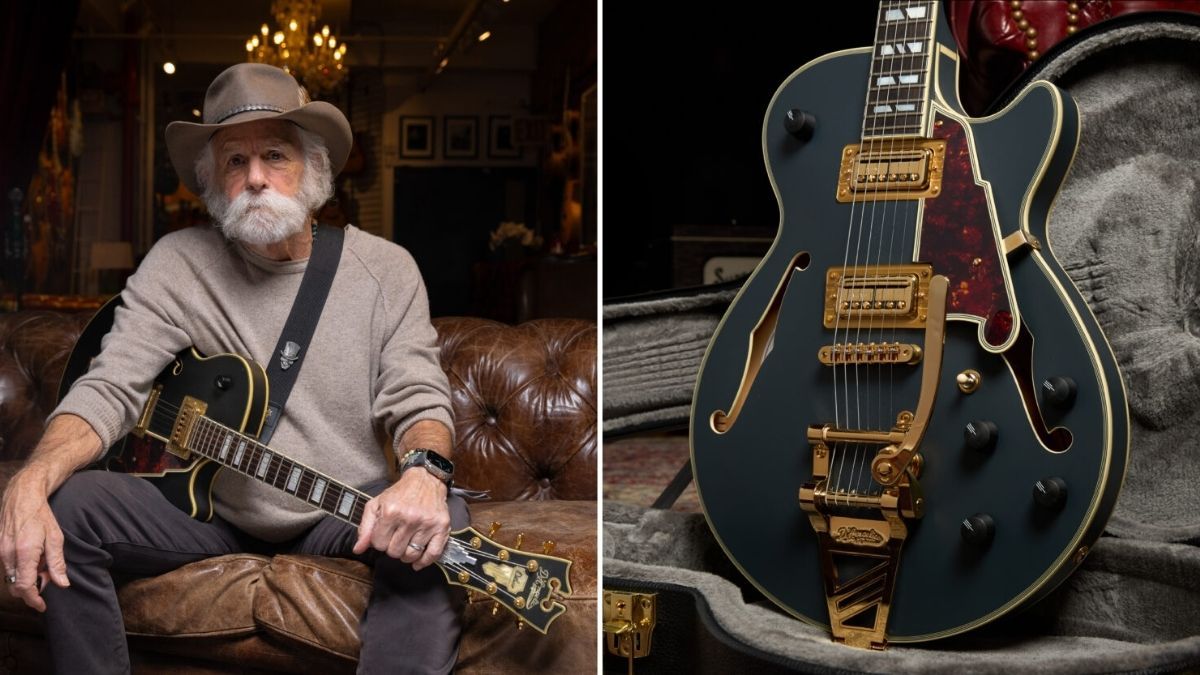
669, 225, 774, 288
604, 11, 1200, 673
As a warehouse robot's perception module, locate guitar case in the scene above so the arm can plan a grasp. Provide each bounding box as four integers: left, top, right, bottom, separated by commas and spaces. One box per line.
604, 12, 1200, 674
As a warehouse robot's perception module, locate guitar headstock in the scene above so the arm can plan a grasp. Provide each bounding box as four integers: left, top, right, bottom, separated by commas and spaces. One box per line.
438, 525, 573, 634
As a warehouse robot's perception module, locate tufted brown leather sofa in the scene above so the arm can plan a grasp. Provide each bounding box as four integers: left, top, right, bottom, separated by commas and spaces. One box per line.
0, 311, 596, 673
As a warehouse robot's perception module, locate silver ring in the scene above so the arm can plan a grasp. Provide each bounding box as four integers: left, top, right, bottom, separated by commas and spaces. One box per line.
408, 543, 426, 552
4, 575, 16, 584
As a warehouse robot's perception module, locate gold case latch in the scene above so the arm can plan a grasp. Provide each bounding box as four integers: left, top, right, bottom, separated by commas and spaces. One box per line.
603, 590, 657, 673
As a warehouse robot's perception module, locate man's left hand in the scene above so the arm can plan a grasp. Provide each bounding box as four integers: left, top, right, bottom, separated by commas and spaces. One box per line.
353, 468, 449, 571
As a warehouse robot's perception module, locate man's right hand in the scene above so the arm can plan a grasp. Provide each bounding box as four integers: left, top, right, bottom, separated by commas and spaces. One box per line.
0, 466, 70, 612
0, 414, 104, 612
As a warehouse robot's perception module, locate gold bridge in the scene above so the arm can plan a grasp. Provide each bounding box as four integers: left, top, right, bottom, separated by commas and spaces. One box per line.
798, 273, 948, 649
818, 342, 922, 366
836, 138, 946, 202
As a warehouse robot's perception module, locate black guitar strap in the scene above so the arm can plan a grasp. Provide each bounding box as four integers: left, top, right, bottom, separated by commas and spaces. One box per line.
257, 223, 345, 444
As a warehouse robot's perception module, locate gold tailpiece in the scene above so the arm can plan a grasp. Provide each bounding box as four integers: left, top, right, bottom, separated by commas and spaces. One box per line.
799, 273, 948, 649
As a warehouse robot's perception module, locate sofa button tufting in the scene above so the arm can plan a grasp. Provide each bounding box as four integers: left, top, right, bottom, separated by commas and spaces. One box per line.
539, 477, 552, 488
486, 416, 497, 426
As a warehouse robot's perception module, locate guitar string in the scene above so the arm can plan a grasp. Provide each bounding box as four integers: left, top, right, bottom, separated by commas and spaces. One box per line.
849, 0, 897, 499
842, 0, 903, 505
831, 0, 888, 506
875, 2, 904, 499
887, 2, 932, 497
858, 0, 911, 502
882, 0, 928, 498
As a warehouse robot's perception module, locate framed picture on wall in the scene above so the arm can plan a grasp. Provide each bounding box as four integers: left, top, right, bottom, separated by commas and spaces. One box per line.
443, 116, 478, 159
488, 115, 520, 159
399, 116, 435, 159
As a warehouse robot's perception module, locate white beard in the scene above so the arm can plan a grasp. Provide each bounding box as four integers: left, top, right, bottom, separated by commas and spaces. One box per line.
210, 189, 309, 246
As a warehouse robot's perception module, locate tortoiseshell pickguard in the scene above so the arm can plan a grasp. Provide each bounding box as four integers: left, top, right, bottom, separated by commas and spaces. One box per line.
918, 113, 1014, 348
106, 435, 195, 475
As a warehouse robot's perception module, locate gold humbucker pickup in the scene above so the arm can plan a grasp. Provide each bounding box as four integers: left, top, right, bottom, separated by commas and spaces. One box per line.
836, 138, 946, 202
824, 264, 933, 329
818, 342, 922, 366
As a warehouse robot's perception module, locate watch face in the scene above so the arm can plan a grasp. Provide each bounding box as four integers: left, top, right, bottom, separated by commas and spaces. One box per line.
426, 450, 454, 475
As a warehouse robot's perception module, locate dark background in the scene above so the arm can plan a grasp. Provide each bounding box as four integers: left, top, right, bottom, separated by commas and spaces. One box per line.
602, 3, 881, 297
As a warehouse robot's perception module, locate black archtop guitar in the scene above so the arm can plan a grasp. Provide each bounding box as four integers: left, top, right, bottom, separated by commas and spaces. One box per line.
59, 299, 573, 634
690, 1, 1129, 649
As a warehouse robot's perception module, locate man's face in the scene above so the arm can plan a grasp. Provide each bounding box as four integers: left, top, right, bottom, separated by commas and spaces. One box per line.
212, 119, 304, 201
206, 119, 311, 246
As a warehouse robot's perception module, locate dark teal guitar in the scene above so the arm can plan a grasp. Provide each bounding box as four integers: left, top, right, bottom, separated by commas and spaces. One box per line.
690, 0, 1129, 648
58, 298, 573, 634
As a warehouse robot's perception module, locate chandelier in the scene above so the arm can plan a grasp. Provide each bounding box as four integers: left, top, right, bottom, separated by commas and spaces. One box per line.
245, 0, 348, 96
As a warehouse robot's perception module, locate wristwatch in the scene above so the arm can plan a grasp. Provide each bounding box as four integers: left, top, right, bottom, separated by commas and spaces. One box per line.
397, 448, 454, 487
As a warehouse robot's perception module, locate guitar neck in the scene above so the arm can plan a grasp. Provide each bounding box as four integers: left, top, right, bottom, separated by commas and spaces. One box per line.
188, 416, 371, 528
863, 0, 938, 137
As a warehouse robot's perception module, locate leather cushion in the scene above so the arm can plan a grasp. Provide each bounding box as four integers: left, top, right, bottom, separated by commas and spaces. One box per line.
435, 318, 597, 502
122, 554, 270, 637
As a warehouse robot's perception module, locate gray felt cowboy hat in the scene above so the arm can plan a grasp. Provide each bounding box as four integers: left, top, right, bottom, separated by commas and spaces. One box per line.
165, 63, 352, 196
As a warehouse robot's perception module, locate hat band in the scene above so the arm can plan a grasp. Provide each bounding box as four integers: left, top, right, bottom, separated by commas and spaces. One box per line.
213, 103, 286, 124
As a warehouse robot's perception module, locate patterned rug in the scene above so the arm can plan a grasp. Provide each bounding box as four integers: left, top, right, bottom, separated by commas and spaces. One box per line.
602, 433, 700, 513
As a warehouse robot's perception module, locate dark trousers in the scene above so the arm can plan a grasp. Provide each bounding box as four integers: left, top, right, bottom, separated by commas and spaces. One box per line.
41, 470, 468, 675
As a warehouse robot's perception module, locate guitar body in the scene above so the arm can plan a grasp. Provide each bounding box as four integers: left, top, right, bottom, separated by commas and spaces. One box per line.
61, 297, 269, 522
59, 301, 268, 522
691, 9, 1128, 644
105, 350, 268, 521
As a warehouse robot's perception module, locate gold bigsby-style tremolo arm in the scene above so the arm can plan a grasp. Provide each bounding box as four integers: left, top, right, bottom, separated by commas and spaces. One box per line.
870, 275, 948, 486
798, 274, 948, 649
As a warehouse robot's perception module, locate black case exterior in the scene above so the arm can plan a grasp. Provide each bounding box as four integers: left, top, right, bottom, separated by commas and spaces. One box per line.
602, 579, 852, 675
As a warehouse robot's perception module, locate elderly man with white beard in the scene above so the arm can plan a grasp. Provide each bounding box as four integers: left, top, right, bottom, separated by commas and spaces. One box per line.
0, 63, 466, 674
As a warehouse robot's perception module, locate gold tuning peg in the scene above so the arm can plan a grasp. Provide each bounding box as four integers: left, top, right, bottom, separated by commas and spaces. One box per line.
491, 602, 500, 617
516, 620, 525, 631
542, 540, 556, 555
514, 533, 525, 550
488, 521, 502, 538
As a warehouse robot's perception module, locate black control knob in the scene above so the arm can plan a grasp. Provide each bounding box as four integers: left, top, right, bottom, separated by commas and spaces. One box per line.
1033, 476, 1068, 510
1041, 376, 1077, 410
960, 513, 995, 546
215, 375, 232, 391
964, 420, 998, 453
783, 109, 816, 141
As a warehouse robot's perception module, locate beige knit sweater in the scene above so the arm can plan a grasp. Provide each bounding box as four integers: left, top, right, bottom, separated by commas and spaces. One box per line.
52, 224, 454, 542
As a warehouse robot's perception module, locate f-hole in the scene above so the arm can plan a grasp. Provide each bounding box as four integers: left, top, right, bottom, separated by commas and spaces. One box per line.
710, 251, 810, 434
1001, 322, 1073, 452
